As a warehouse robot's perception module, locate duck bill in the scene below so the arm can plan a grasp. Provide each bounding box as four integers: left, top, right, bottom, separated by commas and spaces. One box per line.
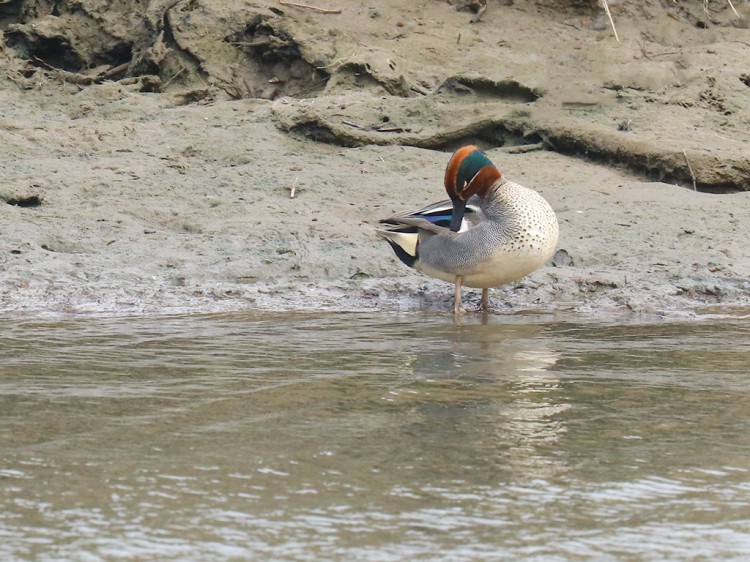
449, 198, 467, 232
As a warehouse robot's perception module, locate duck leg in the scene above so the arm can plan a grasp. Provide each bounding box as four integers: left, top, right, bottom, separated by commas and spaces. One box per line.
453, 275, 464, 315
479, 288, 489, 311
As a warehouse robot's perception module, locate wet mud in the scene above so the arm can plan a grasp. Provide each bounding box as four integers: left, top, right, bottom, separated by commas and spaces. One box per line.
1, 0, 749, 315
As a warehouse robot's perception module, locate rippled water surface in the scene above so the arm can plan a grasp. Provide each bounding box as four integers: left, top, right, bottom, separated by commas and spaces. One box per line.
2, 311, 750, 561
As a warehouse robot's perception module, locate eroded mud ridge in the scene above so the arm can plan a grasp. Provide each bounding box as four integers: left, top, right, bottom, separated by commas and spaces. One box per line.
3, 0, 749, 191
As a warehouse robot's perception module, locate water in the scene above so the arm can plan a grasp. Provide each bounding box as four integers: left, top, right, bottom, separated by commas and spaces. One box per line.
1, 311, 750, 561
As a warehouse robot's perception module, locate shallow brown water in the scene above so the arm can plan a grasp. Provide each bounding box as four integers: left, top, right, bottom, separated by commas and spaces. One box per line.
1, 311, 750, 561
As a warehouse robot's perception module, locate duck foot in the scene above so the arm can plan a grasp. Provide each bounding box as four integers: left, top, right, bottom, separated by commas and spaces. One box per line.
475, 288, 490, 312
453, 275, 464, 317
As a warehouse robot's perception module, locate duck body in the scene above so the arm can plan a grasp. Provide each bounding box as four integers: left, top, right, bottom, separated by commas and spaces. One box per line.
378, 146, 558, 312
417, 179, 558, 287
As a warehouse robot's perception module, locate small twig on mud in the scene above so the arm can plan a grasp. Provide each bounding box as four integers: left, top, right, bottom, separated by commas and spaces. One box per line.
377, 147, 403, 159
374, 126, 409, 133
316, 53, 357, 70
164, 67, 186, 88
342, 120, 366, 130
31, 56, 93, 85
228, 39, 272, 48
683, 150, 698, 192
637, 39, 682, 60
538, 132, 558, 152
279, 1, 341, 14
289, 176, 299, 199
501, 143, 545, 154
726, 0, 740, 17
600, 0, 620, 43
701, 0, 739, 17
101, 62, 130, 80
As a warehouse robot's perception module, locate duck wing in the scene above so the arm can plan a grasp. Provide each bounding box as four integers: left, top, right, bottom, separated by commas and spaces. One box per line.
380, 197, 482, 233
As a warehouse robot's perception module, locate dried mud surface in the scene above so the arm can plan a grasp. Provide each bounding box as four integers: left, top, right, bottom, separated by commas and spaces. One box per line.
1, 0, 749, 317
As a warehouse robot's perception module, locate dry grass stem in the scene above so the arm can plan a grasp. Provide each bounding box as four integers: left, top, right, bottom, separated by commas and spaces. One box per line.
600, 0, 620, 43
289, 176, 299, 199
604, 0, 739, 42
683, 150, 698, 191
278, 1, 341, 14
703, 0, 739, 18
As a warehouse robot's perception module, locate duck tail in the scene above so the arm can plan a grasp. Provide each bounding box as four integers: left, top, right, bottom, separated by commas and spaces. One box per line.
376, 228, 418, 269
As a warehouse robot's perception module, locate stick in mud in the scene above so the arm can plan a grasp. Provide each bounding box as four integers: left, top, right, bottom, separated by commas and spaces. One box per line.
278, 1, 342, 14
683, 150, 698, 192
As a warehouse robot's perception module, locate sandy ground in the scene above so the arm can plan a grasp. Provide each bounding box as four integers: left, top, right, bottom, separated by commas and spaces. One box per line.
1, 0, 749, 317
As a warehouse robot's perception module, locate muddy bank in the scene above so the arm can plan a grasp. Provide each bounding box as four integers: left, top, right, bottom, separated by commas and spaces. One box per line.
1, 1, 749, 316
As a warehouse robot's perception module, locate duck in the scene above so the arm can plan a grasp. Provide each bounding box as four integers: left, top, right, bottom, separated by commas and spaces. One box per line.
377, 145, 559, 314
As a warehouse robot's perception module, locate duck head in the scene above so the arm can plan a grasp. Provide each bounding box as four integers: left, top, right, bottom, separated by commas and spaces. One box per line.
444, 145, 502, 232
